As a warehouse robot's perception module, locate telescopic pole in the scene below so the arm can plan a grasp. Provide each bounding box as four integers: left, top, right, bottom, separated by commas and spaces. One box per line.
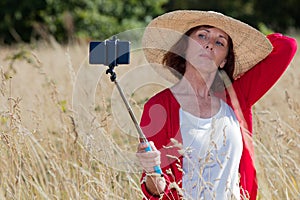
106, 64, 162, 174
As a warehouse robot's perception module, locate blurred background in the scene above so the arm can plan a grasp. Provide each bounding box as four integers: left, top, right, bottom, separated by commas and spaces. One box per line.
0, 1, 299, 199
0, 0, 299, 44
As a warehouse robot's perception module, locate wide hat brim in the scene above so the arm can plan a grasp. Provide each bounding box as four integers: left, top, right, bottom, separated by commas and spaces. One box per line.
142, 10, 273, 79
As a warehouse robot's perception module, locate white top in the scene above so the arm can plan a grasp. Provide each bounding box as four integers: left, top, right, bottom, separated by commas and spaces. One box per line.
180, 100, 243, 200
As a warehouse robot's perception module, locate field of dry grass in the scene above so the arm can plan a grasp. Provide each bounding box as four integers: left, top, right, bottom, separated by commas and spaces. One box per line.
0, 34, 299, 199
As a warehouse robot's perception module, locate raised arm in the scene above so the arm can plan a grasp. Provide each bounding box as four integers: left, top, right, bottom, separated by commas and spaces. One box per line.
233, 33, 297, 106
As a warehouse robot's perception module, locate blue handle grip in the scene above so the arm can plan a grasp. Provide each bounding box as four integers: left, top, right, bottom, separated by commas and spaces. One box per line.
145, 142, 163, 174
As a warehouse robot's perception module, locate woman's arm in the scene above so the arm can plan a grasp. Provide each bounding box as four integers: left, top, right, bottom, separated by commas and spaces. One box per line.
233, 33, 297, 106
137, 90, 182, 199
138, 98, 172, 199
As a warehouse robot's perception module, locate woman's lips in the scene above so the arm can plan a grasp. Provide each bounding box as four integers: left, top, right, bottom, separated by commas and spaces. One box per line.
199, 53, 213, 59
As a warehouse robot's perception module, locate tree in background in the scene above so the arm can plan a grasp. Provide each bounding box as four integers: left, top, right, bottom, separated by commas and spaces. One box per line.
41, 0, 167, 43
0, 0, 45, 44
0, 0, 299, 44
163, 0, 300, 33
253, 0, 300, 32
0, 0, 167, 44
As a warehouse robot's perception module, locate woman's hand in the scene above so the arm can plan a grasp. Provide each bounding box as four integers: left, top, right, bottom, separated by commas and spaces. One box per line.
136, 141, 161, 173
136, 141, 166, 195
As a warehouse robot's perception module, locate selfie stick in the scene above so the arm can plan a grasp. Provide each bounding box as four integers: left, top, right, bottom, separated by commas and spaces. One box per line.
104, 39, 162, 174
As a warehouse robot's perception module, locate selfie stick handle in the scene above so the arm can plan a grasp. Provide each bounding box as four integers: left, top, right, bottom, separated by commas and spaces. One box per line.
106, 65, 162, 175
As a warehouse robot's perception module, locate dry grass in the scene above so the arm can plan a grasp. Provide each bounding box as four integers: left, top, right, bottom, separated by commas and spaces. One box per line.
253, 38, 300, 199
0, 35, 299, 199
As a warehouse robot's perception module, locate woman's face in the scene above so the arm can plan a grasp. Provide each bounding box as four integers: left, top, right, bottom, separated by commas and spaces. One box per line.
185, 26, 229, 74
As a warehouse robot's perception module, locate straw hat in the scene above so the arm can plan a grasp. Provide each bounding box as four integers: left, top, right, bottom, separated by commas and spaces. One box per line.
142, 10, 273, 79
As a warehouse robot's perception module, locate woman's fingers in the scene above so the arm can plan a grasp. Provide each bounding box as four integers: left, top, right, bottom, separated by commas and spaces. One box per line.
136, 155, 161, 172
136, 141, 161, 172
137, 142, 149, 152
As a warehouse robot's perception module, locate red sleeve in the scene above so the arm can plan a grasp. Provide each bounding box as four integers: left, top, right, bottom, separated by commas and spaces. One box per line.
139, 97, 171, 199
233, 33, 298, 106
139, 91, 182, 199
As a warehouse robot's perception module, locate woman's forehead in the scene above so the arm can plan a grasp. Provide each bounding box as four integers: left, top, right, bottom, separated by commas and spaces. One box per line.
193, 26, 229, 39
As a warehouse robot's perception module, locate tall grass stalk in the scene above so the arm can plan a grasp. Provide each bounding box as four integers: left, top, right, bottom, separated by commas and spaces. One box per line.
0, 39, 299, 199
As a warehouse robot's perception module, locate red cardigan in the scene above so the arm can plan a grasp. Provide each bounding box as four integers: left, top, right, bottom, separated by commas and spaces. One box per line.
140, 33, 297, 200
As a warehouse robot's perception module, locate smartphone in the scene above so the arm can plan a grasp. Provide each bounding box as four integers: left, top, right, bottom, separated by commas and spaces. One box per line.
89, 38, 130, 66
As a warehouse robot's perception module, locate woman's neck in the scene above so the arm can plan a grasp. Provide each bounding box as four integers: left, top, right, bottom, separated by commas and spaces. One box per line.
177, 67, 216, 99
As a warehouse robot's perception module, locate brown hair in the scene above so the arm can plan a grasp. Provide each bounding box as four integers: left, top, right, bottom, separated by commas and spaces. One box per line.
162, 25, 235, 82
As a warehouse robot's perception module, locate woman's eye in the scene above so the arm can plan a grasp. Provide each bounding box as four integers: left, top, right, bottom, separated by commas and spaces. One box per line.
198, 34, 206, 39
216, 41, 224, 46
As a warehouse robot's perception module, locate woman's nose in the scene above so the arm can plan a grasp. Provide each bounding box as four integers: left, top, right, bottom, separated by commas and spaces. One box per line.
205, 42, 213, 50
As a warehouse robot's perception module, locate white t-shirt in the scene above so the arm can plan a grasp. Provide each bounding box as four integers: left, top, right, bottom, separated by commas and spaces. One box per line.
180, 100, 243, 200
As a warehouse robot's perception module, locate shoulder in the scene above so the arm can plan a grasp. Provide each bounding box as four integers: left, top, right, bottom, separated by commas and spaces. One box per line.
142, 88, 180, 119
144, 88, 178, 107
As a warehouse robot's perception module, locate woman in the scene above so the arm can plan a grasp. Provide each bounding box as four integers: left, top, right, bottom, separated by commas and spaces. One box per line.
136, 10, 297, 200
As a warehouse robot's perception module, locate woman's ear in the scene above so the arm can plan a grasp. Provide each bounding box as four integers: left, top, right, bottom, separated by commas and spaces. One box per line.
219, 59, 227, 68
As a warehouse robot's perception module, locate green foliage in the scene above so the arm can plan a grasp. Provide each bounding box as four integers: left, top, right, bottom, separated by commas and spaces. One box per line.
253, 0, 299, 32
0, 0, 167, 44
59, 100, 68, 113
258, 23, 274, 35
0, 0, 46, 43
163, 0, 300, 33
0, 0, 299, 44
